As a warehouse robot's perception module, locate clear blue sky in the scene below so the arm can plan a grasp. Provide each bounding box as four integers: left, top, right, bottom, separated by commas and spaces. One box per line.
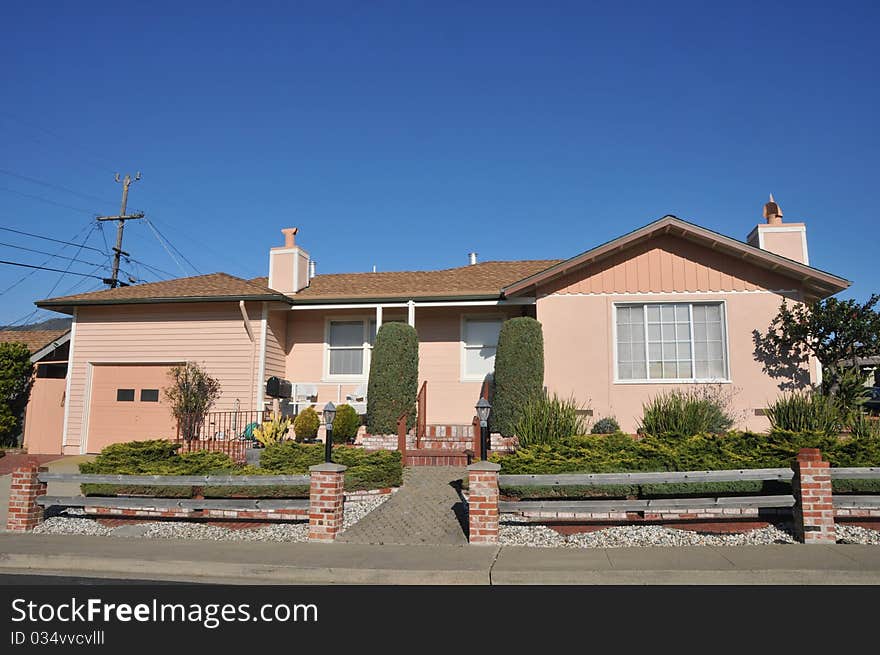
1, 1, 877, 326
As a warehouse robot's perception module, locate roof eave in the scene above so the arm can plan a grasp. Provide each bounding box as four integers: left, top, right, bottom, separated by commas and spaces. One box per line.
35, 293, 291, 311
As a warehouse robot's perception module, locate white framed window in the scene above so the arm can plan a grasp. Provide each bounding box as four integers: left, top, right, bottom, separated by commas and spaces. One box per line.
461, 317, 503, 380
615, 302, 728, 382
325, 318, 377, 379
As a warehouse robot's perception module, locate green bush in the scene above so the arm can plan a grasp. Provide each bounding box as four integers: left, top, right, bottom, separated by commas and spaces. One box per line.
848, 412, 880, 439
259, 442, 403, 491
492, 317, 544, 437
514, 393, 589, 447
492, 430, 880, 499
293, 407, 320, 441
0, 342, 34, 447
331, 404, 361, 443
366, 323, 419, 434
640, 387, 734, 436
591, 417, 620, 434
80, 439, 402, 497
79, 439, 236, 496
765, 391, 842, 436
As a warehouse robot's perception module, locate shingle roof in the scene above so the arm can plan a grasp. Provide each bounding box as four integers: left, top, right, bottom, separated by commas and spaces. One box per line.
36, 273, 286, 309
252, 260, 562, 303
0, 329, 69, 354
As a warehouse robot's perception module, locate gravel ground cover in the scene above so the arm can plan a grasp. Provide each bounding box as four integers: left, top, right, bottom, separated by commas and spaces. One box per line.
498, 516, 880, 548
31, 495, 389, 543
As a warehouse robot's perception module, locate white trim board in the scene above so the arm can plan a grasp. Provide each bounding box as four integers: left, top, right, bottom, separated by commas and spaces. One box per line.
29, 331, 71, 363
60, 309, 77, 449
541, 289, 798, 298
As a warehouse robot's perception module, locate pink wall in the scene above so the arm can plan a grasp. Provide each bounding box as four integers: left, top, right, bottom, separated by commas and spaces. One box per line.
23, 377, 66, 455
284, 305, 521, 425
64, 302, 263, 454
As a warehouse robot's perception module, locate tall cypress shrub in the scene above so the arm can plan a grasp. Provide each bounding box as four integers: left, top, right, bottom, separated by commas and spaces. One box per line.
366, 322, 419, 434
492, 317, 544, 437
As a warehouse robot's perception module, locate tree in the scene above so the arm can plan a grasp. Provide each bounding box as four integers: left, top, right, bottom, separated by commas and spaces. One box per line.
163, 362, 221, 439
754, 294, 880, 399
0, 342, 35, 447
492, 317, 544, 437
366, 322, 419, 434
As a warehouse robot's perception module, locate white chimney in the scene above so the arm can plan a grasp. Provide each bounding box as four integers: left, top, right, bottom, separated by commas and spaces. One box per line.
309, 260, 316, 279
468, 252, 478, 265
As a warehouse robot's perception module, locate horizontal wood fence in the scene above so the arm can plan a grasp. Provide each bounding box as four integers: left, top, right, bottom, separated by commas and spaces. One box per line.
7, 464, 349, 542
467, 449, 880, 545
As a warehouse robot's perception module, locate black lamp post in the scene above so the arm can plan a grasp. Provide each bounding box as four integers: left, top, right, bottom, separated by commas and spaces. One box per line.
475, 398, 491, 461
323, 402, 336, 463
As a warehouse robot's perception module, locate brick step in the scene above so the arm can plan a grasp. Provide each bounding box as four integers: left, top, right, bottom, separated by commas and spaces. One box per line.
404, 448, 471, 467
423, 424, 476, 438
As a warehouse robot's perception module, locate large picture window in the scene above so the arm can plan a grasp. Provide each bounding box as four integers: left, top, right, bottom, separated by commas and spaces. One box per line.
462, 317, 503, 379
327, 319, 377, 377
615, 302, 728, 382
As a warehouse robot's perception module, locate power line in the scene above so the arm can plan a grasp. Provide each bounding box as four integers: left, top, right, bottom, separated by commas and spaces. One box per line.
0, 222, 95, 296
0, 240, 108, 268
126, 256, 175, 279
0, 186, 99, 216
0, 225, 106, 254
0, 169, 118, 208
144, 218, 200, 276
0, 259, 106, 278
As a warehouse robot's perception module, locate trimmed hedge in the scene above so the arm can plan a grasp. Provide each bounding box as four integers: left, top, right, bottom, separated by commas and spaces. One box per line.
293, 407, 320, 441
492, 317, 544, 437
366, 322, 418, 434
491, 430, 880, 498
80, 439, 402, 497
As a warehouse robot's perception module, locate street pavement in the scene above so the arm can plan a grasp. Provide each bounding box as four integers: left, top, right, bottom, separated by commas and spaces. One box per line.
1, 532, 879, 585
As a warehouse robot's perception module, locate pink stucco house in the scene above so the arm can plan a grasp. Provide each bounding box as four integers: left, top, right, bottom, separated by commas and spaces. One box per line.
26, 198, 849, 455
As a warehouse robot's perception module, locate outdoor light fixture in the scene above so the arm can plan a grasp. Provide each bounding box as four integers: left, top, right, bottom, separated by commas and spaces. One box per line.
323, 401, 336, 463
475, 398, 491, 460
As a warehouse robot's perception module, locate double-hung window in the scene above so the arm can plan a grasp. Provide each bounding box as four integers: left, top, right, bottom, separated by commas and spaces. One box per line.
462, 317, 503, 379
615, 302, 728, 382
327, 319, 377, 378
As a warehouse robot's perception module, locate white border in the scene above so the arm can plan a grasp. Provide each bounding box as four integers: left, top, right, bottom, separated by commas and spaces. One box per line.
29, 331, 71, 363
323, 315, 373, 382
459, 313, 504, 382
611, 300, 732, 384
256, 302, 268, 411
60, 308, 77, 450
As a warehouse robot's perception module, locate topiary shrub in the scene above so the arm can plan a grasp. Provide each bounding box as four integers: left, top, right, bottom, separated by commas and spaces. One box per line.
591, 417, 620, 434
492, 317, 544, 437
293, 407, 320, 442
366, 322, 419, 434
331, 403, 361, 443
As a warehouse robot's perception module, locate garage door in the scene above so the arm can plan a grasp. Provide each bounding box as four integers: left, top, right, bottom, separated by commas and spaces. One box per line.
86, 364, 178, 453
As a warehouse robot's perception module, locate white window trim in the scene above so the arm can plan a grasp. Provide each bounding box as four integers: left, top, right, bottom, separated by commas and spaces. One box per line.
612, 300, 732, 384
459, 314, 505, 382
323, 315, 376, 382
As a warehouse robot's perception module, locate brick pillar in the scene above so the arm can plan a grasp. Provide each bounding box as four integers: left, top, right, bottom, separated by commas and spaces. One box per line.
792, 448, 835, 544
308, 463, 347, 542
7, 464, 48, 532
467, 461, 501, 545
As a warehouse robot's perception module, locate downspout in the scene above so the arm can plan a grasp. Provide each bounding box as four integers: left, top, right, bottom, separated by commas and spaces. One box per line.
257, 303, 269, 413
240, 301, 257, 411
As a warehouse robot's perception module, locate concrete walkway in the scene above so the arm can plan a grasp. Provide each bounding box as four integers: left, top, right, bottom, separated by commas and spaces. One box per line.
338, 466, 468, 546
0, 532, 879, 584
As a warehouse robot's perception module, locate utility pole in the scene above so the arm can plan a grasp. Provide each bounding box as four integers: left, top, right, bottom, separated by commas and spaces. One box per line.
97, 172, 144, 288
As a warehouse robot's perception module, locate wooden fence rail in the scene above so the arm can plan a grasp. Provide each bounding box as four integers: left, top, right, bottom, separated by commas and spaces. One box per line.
37, 473, 311, 486
498, 468, 793, 487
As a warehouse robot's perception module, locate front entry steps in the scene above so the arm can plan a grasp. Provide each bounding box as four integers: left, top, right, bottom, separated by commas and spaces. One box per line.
404, 449, 471, 467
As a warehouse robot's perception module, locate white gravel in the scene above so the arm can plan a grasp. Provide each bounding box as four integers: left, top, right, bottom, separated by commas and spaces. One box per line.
836, 524, 880, 546
31, 495, 389, 543
499, 516, 805, 548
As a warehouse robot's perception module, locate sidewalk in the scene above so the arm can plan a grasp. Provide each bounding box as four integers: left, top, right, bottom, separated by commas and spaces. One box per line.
1, 532, 878, 584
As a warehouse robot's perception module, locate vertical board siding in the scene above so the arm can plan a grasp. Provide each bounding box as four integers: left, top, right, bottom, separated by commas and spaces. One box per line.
544, 235, 797, 296
264, 309, 288, 380
66, 302, 261, 450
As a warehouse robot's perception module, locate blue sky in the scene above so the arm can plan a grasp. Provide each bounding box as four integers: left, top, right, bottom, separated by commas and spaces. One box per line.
1, 1, 877, 325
